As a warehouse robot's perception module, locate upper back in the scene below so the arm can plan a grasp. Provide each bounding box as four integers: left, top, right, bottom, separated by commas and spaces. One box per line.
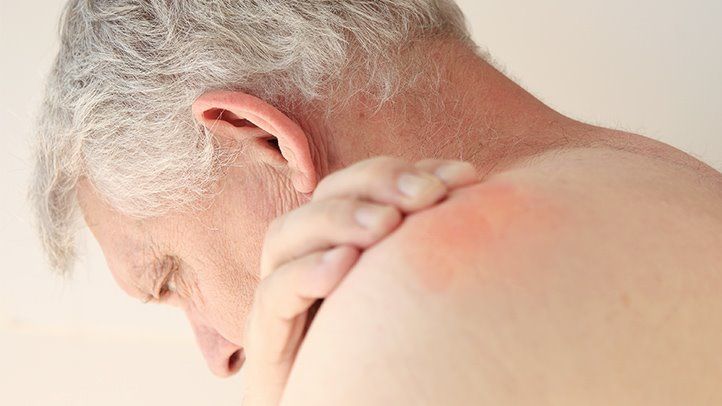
282, 144, 722, 405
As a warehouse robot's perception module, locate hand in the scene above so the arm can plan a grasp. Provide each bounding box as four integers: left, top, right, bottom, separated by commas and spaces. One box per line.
241, 157, 478, 405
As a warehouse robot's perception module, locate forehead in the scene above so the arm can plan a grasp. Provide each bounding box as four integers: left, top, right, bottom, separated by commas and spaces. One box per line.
76, 180, 170, 299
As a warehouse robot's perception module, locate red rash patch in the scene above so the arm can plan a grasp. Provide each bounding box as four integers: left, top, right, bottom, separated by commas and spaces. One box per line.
397, 183, 542, 293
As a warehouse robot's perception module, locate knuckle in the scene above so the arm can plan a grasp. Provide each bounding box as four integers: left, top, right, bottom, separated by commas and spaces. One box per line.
362, 162, 408, 188
319, 198, 356, 227
354, 204, 402, 243
351, 156, 403, 178
314, 156, 413, 201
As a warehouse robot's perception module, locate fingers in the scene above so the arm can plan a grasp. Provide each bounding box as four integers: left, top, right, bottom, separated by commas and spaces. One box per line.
262, 157, 478, 276
245, 246, 359, 363
414, 159, 478, 188
242, 246, 359, 405
261, 199, 401, 276
312, 156, 450, 212
243, 156, 479, 406
258, 246, 359, 322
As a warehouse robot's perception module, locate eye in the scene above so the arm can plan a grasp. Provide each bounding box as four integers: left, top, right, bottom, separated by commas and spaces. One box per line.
152, 255, 180, 301
158, 278, 176, 299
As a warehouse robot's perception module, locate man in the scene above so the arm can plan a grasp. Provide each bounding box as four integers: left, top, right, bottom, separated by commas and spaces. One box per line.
31, 1, 722, 405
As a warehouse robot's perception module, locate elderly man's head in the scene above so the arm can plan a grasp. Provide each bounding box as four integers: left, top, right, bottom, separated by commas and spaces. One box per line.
31, 0, 477, 376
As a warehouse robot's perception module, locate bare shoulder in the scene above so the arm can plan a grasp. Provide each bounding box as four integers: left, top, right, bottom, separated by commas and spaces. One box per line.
281, 146, 722, 406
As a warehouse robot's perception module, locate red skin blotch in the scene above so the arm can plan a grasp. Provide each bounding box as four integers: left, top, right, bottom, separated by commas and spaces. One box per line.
395, 182, 557, 293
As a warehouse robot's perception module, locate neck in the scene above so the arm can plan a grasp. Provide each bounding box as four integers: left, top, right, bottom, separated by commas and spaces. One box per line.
304, 40, 589, 179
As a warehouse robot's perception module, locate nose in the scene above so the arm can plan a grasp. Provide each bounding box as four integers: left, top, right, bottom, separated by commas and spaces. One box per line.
185, 307, 244, 377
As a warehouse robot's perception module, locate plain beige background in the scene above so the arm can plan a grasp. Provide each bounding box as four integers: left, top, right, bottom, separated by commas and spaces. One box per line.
1, 1, 720, 405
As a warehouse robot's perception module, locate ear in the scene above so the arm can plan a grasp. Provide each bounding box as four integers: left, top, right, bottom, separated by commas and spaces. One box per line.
192, 90, 317, 194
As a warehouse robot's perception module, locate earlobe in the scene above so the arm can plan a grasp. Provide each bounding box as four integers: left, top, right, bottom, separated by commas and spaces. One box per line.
192, 91, 317, 194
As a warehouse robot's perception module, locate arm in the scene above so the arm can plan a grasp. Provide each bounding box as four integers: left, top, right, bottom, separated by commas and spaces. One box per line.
280, 147, 722, 405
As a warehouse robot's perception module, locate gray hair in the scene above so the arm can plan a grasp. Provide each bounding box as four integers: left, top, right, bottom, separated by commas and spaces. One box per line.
31, 0, 471, 273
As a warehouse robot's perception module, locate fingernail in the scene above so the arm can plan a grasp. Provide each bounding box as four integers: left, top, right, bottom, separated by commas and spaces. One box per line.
397, 172, 440, 197
434, 162, 476, 184
355, 205, 391, 228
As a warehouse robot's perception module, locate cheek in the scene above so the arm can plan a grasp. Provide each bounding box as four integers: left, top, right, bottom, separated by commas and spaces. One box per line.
190, 259, 261, 344
178, 167, 298, 343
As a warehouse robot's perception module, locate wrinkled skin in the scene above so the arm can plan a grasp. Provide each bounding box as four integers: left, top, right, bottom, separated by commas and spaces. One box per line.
78, 151, 476, 385
78, 160, 286, 376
